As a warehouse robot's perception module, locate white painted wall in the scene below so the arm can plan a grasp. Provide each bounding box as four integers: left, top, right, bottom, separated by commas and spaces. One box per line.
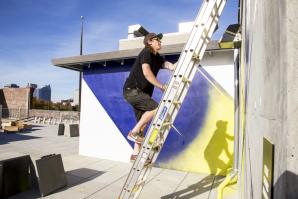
201, 50, 235, 98
79, 79, 133, 162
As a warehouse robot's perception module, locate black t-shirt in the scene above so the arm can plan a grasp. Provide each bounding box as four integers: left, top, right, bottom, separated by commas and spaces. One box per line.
124, 47, 165, 96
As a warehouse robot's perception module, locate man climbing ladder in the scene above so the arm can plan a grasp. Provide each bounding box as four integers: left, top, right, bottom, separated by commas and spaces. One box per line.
119, 0, 227, 198
123, 32, 176, 163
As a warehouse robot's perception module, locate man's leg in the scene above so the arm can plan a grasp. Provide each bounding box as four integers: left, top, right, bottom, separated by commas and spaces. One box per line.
127, 91, 158, 144
132, 123, 147, 156
131, 109, 156, 134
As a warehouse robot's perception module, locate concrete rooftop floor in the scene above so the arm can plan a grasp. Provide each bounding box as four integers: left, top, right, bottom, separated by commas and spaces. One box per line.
0, 123, 238, 199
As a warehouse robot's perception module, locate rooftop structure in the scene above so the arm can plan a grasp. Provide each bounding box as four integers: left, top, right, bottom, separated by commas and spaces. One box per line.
4, 83, 19, 88
26, 83, 38, 89
52, 21, 235, 176
52, 22, 231, 72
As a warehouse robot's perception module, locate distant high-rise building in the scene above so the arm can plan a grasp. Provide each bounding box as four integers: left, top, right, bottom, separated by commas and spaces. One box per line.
26, 83, 38, 108
26, 83, 37, 89
33, 89, 40, 99
4, 83, 19, 88
33, 84, 51, 101
73, 89, 79, 106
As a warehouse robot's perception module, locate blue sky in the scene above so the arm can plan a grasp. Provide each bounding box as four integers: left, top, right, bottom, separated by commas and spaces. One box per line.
0, 0, 238, 102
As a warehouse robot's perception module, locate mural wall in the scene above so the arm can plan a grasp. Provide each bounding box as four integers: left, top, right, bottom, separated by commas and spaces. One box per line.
79, 51, 235, 175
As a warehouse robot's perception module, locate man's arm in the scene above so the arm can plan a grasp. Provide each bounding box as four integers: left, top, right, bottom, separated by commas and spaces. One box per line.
163, 61, 176, 71
142, 63, 166, 91
225, 133, 234, 141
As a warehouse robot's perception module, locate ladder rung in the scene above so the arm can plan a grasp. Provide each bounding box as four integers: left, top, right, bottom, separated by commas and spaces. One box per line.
135, 179, 146, 187
205, 36, 211, 42
213, 3, 219, 16
213, 15, 219, 23
182, 77, 192, 83
203, 30, 211, 42
152, 143, 162, 152
173, 100, 182, 105
131, 185, 140, 194
203, 27, 209, 36
162, 122, 172, 127
192, 53, 200, 61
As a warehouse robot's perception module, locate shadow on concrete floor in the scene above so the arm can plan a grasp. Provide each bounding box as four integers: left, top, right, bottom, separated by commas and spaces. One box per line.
161, 175, 225, 199
6, 168, 105, 199
29, 125, 45, 128
41, 168, 106, 196
0, 133, 41, 145
66, 168, 106, 186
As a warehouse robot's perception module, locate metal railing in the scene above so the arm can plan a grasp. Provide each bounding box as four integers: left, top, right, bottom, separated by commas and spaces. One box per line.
32, 115, 80, 125
0, 106, 80, 125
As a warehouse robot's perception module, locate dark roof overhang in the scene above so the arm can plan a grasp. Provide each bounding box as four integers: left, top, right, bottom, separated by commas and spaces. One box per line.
52, 41, 232, 72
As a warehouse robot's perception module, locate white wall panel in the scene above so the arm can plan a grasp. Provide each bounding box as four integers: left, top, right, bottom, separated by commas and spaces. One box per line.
79, 79, 132, 162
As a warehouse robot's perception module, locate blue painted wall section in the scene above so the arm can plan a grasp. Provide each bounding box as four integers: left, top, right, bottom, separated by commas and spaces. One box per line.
154, 70, 210, 163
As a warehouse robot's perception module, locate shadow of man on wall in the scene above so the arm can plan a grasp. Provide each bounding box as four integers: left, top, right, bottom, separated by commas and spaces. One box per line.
204, 120, 234, 176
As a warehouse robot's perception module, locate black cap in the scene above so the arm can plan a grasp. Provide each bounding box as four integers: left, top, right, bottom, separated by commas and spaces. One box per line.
143, 32, 163, 45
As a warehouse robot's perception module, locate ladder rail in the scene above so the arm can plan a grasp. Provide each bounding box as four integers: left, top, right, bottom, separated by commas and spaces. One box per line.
146, 0, 221, 145
146, 0, 226, 185
170, 0, 210, 77
119, 0, 227, 198
164, 0, 226, 122
120, 0, 220, 196
152, 0, 217, 128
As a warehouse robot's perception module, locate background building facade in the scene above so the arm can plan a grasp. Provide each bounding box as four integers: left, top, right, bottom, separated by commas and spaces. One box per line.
33, 84, 51, 101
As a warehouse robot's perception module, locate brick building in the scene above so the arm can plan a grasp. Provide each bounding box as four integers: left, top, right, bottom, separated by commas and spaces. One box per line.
0, 87, 31, 118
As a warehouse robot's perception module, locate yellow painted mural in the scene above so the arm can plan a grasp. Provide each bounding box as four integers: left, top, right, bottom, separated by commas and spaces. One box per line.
160, 85, 234, 176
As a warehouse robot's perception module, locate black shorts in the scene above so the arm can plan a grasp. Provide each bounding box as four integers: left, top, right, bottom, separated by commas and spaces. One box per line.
123, 88, 158, 121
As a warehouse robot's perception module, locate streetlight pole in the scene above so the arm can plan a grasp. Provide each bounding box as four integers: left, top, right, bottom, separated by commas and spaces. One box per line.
79, 16, 84, 113
80, 16, 84, 56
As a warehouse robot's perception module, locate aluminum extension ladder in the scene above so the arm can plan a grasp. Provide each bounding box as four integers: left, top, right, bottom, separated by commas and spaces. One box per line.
119, 0, 226, 198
